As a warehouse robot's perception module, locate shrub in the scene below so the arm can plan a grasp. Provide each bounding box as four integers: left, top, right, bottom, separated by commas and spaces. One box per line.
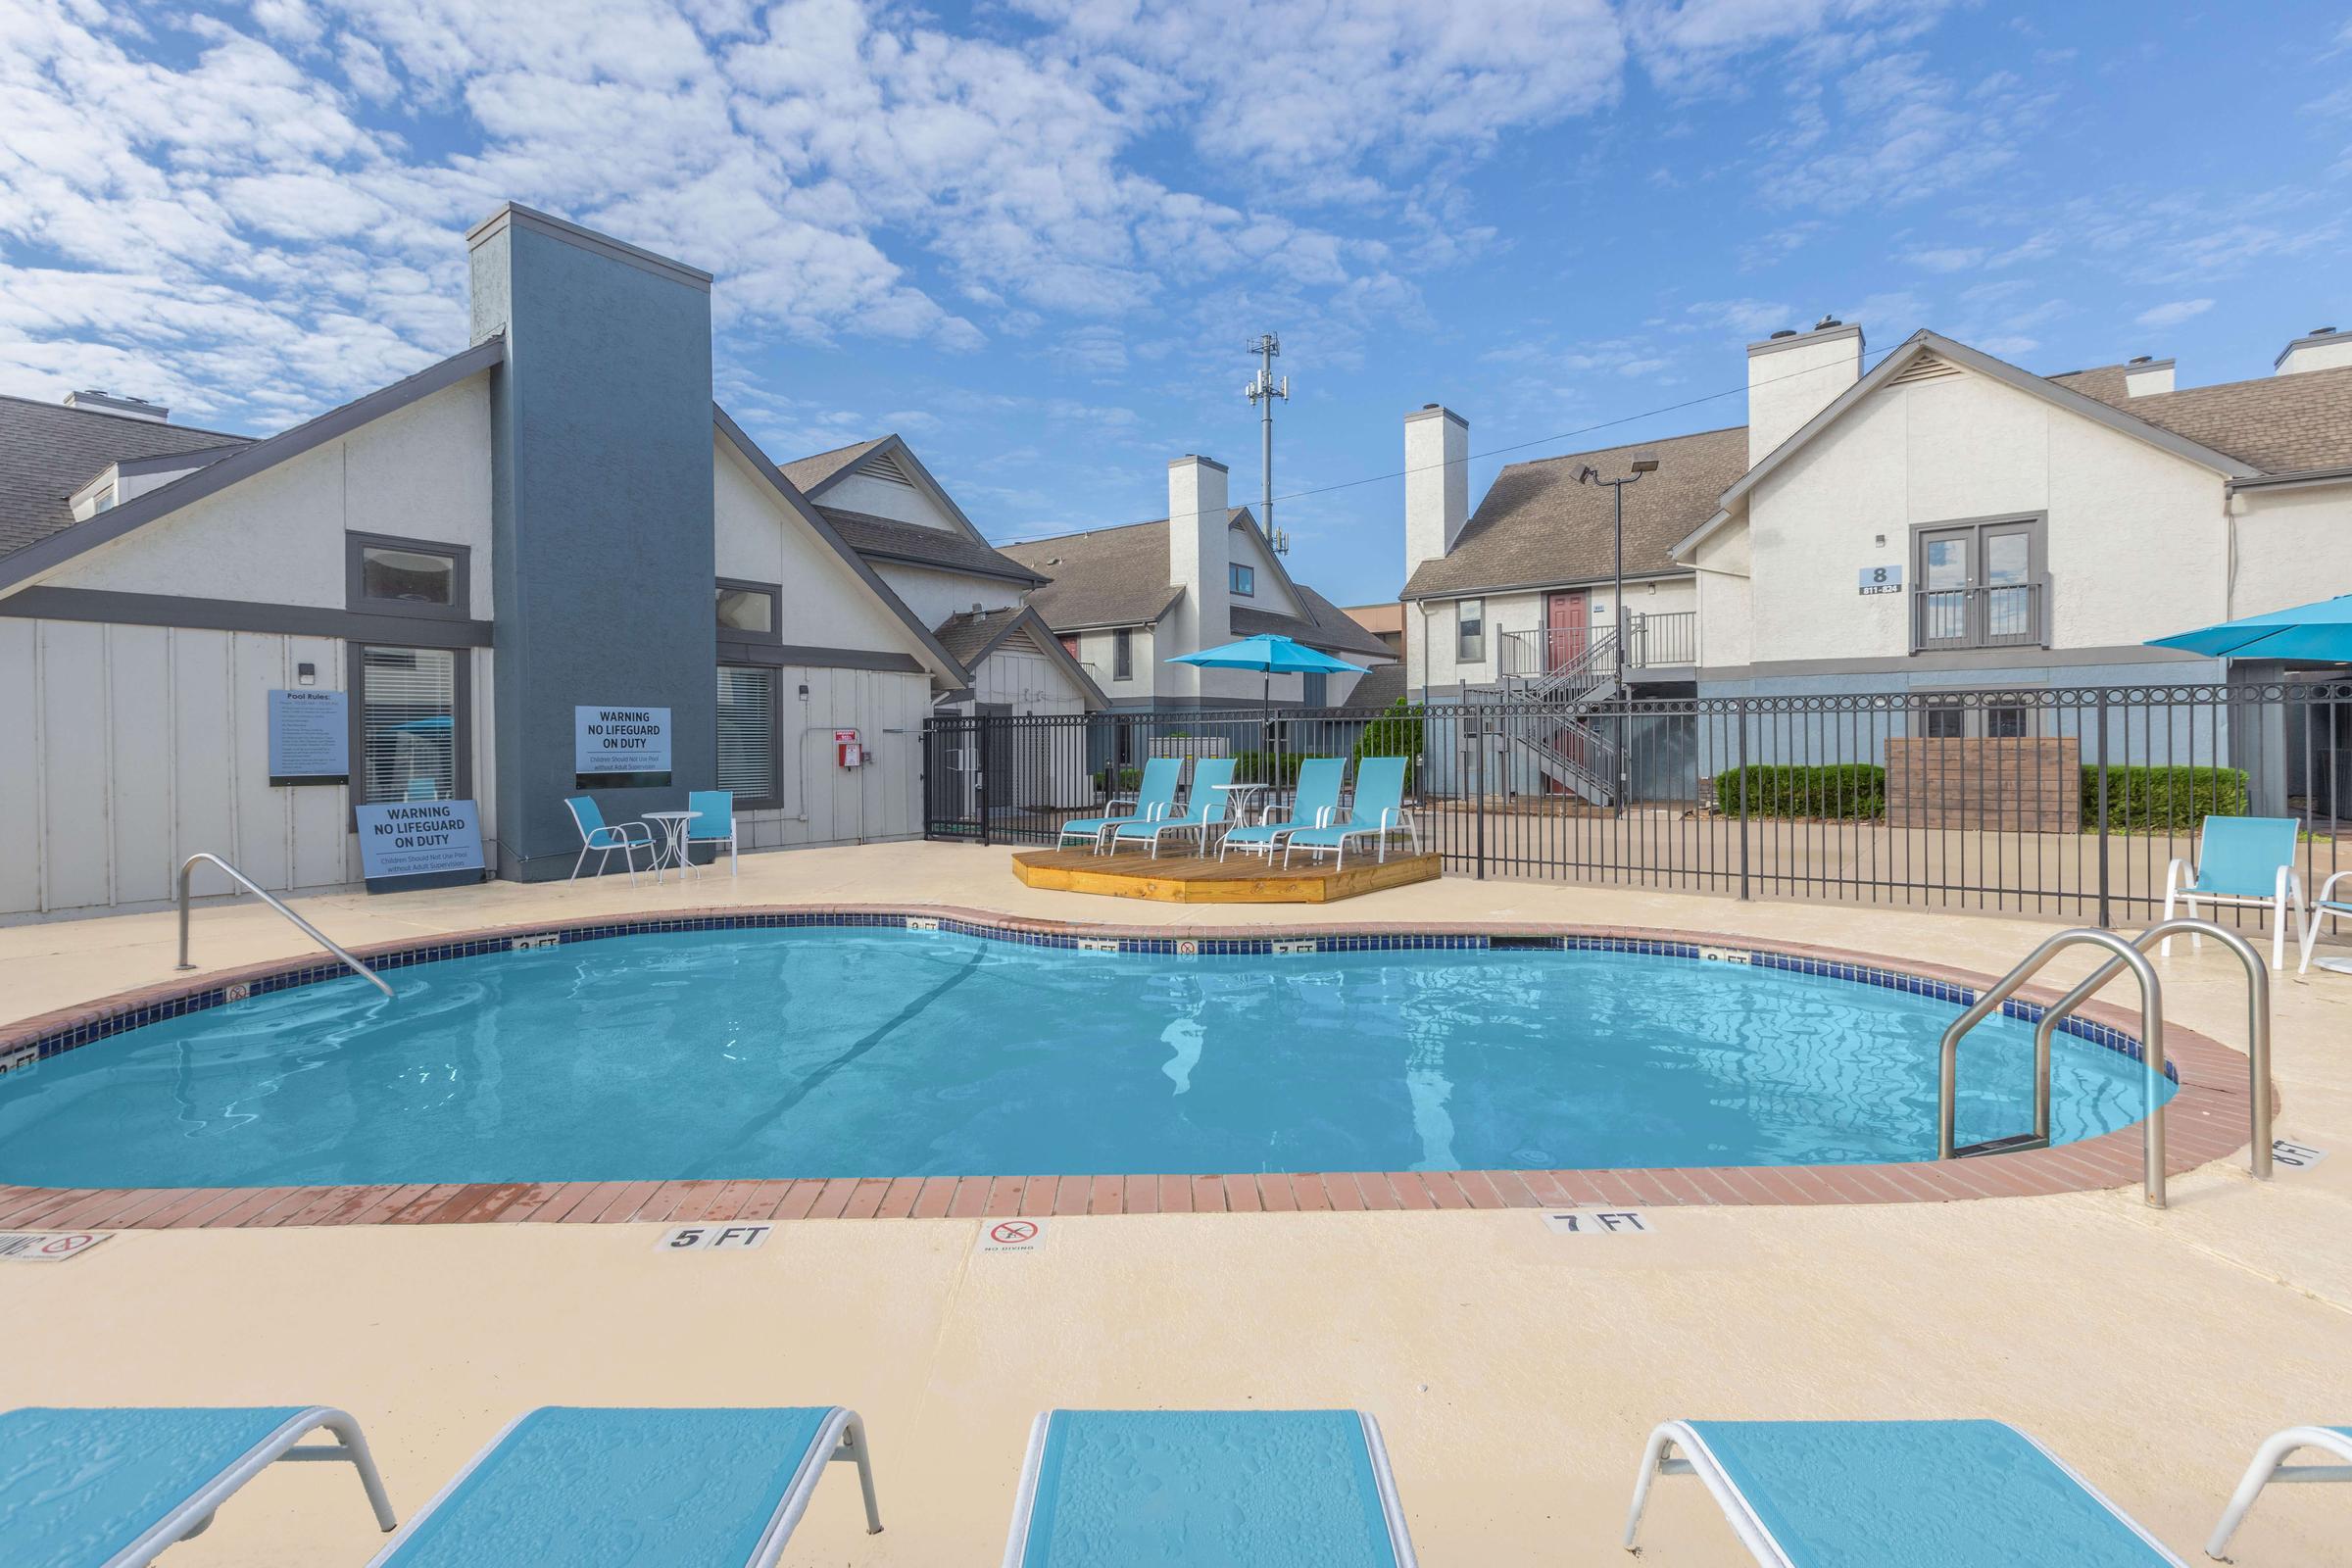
1096, 764, 1142, 795
1231, 750, 1307, 786
1350, 699, 1425, 791
1714, 763, 1886, 819
2080, 765, 2248, 832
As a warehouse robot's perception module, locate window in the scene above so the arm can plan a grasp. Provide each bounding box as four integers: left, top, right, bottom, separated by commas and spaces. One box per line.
1113, 628, 1134, 681
353, 645, 461, 804
1301, 670, 1328, 708
1230, 563, 1255, 597
1456, 598, 1486, 663
1912, 516, 2045, 652
1058, 635, 1081, 662
347, 533, 469, 620
716, 665, 780, 808
716, 579, 780, 639
1985, 705, 2031, 739
1922, 705, 1966, 739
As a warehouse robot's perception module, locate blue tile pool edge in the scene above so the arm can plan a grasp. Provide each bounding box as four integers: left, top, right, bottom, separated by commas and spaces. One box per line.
0, 910, 2176, 1088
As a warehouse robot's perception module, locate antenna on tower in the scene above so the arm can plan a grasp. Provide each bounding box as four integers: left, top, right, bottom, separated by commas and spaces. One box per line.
1244, 332, 1290, 555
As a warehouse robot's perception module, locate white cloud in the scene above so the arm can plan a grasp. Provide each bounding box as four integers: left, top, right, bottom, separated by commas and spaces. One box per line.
2135, 297, 2213, 329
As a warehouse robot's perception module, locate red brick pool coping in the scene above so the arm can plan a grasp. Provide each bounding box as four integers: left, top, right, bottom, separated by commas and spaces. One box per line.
0, 905, 2267, 1232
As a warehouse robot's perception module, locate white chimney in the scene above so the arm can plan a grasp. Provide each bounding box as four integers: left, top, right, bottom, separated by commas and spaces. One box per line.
2123, 356, 2175, 396
1403, 404, 1468, 577
2276, 326, 2352, 375
63, 389, 169, 422
1165, 454, 1229, 700
1747, 318, 1862, 466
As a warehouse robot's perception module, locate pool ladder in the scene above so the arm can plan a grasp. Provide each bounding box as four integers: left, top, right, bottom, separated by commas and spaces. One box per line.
175, 853, 393, 999
1937, 918, 2271, 1209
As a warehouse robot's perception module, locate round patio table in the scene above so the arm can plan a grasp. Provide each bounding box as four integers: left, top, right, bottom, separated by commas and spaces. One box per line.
640, 809, 702, 883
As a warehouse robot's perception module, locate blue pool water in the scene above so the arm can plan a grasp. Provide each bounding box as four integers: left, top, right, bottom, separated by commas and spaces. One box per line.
0, 929, 2169, 1188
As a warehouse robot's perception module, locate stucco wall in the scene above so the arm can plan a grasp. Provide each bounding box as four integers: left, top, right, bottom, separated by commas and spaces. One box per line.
820, 470, 954, 529
1735, 366, 2233, 667
1406, 576, 1696, 693
2232, 483, 2352, 621
872, 561, 1024, 633
0, 620, 496, 918
713, 443, 941, 656
38, 376, 495, 615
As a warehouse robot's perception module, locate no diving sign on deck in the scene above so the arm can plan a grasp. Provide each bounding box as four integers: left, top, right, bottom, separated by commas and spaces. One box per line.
980, 1219, 1046, 1253
0, 1231, 108, 1263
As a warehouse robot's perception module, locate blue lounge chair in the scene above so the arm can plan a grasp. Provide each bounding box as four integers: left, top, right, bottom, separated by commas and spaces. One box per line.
2297, 872, 2351, 974
0, 1405, 396, 1568
368, 1406, 880, 1566
564, 796, 655, 884
2160, 815, 2307, 969
1002, 1409, 1416, 1567
685, 788, 740, 877
2207, 1424, 2351, 1559
1108, 758, 1238, 858
1283, 756, 1418, 870
1220, 757, 1346, 862
1057, 758, 1184, 854
1624, 1419, 2187, 1566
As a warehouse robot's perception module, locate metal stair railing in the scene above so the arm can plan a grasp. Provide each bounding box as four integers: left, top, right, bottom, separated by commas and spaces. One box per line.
1512, 716, 1618, 806
1936, 916, 2274, 1208
175, 853, 393, 999
1504, 629, 1620, 708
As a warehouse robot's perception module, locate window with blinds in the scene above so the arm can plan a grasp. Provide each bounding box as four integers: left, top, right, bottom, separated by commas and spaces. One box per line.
716, 665, 779, 806
358, 645, 458, 804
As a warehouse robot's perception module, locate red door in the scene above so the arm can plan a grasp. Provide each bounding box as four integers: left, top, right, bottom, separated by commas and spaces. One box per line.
1544, 591, 1589, 671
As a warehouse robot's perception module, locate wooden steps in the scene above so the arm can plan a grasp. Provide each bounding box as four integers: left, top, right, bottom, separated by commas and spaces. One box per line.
1009, 847, 1443, 904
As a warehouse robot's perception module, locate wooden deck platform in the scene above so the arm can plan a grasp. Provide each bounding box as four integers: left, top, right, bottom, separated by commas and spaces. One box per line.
1010, 847, 1443, 904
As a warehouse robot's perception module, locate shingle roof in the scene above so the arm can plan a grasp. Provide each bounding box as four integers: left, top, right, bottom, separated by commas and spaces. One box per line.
1400, 425, 1747, 601
2047, 364, 2132, 402
1000, 513, 1394, 660
818, 506, 1048, 583
932, 605, 1026, 663
776, 437, 882, 495
1343, 662, 1408, 711
2070, 364, 2352, 474
0, 395, 252, 557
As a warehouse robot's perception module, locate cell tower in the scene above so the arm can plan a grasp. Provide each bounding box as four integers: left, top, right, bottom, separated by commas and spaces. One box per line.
1244, 332, 1289, 554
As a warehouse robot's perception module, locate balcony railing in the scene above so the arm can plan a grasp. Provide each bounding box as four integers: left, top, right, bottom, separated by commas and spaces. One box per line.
1498, 611, 1695, 678
1912, 582, 2046, 653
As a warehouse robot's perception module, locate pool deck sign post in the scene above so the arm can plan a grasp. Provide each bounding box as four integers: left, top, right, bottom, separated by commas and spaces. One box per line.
267, 688, 348, 784
575, 705, 671, 779
354, 799, 486, 893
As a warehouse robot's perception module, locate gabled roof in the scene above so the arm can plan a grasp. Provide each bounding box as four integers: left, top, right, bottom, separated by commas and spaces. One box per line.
929, 603, 1106, 709
0, 337, 505, 593
711, 409, 972, 696
0, 396, 252, 558
2069, 363, 2352, 475
1675, 330, 2267, 562
999, 511, 1394, 660
1400, 425, 1745, 602
781, 432, 1046, 585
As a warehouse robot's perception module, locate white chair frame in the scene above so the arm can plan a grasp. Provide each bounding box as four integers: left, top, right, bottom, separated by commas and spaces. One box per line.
2160, 857, 2307, 970
565, 800, 654, 884
1281, 806, 1421, 872
2206, 1424, 2352, 1560
2297, 870, 2352, 974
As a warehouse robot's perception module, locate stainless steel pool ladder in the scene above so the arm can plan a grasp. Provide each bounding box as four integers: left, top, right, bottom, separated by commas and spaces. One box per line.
174, 853, 393, 999
1936, 918, 2271, 1209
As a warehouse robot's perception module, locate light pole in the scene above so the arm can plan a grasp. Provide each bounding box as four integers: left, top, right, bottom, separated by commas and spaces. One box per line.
1577, 457, 1659, 814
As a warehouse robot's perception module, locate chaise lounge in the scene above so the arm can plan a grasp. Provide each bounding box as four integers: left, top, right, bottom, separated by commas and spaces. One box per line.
1057, 757, 1184, 855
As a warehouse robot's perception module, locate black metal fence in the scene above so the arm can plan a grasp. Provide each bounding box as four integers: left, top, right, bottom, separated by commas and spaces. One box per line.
925, 680, 2351, 928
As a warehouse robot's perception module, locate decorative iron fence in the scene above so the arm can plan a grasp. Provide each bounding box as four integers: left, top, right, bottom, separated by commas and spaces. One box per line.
925, 680, 2351, 928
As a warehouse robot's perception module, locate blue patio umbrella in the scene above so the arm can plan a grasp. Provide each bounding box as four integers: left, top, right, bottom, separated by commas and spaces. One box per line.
2146, 594, 2352, 662
1166, 633, 1370, 707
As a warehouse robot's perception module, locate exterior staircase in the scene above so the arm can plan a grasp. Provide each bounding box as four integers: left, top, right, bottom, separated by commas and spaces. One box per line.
1500, 630, 1622, 806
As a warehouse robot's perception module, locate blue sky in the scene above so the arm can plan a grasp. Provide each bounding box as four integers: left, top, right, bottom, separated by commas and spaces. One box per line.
3, 1, 2348, 607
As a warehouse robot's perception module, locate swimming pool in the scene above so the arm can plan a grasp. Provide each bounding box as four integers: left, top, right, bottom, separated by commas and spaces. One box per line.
0, 922, 2172, 1191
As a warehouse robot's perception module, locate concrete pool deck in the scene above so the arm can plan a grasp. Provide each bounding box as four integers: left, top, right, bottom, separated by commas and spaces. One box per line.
3, 842, 2350, 1565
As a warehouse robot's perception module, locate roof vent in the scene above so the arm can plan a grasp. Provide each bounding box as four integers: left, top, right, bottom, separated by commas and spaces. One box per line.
2129, 355, 2151, 365
1769, 329, 1797, 340
63, 389, 169, 422
1815, 316, 1842, 331
2314, 326, 2338, 336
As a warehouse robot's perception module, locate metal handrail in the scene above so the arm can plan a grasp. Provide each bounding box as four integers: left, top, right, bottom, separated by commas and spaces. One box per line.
175, 853, 393, 999
2032, 917, 2272, 1180
1936, 928, 2167, 1206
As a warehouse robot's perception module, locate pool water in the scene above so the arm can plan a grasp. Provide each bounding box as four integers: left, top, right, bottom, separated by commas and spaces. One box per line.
0, 929, 2169, 1189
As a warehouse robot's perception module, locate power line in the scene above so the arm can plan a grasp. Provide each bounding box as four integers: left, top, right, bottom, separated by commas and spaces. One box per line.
981, 338, 1903, 547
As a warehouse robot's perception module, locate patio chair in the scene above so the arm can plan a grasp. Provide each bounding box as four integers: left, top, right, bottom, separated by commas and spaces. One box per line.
1056, 758, 1184, 855
1219, 757, 1347, 862
368, 1406, 880, 1566
1623, 1419, 2188, 1566
2159, 815, 2308, 969
685, 788, 740, 877
1106, 758, 1238, 858
564, 796, 655, 884
1001, 1408, 1417, 1567
0, 1405, 396, 1568
2207, 1424, 2351, 1559
2297, 872, 2351, 974
1282, 756, 1418, 870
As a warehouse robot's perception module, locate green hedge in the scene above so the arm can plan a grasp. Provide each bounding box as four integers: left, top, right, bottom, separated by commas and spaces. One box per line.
1350, 699, 1425, 791
1714, 764, 1886, 819
1232, 750, 1309, 786
2080, 765, 2247, 831
1096, 764, 1143, 795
